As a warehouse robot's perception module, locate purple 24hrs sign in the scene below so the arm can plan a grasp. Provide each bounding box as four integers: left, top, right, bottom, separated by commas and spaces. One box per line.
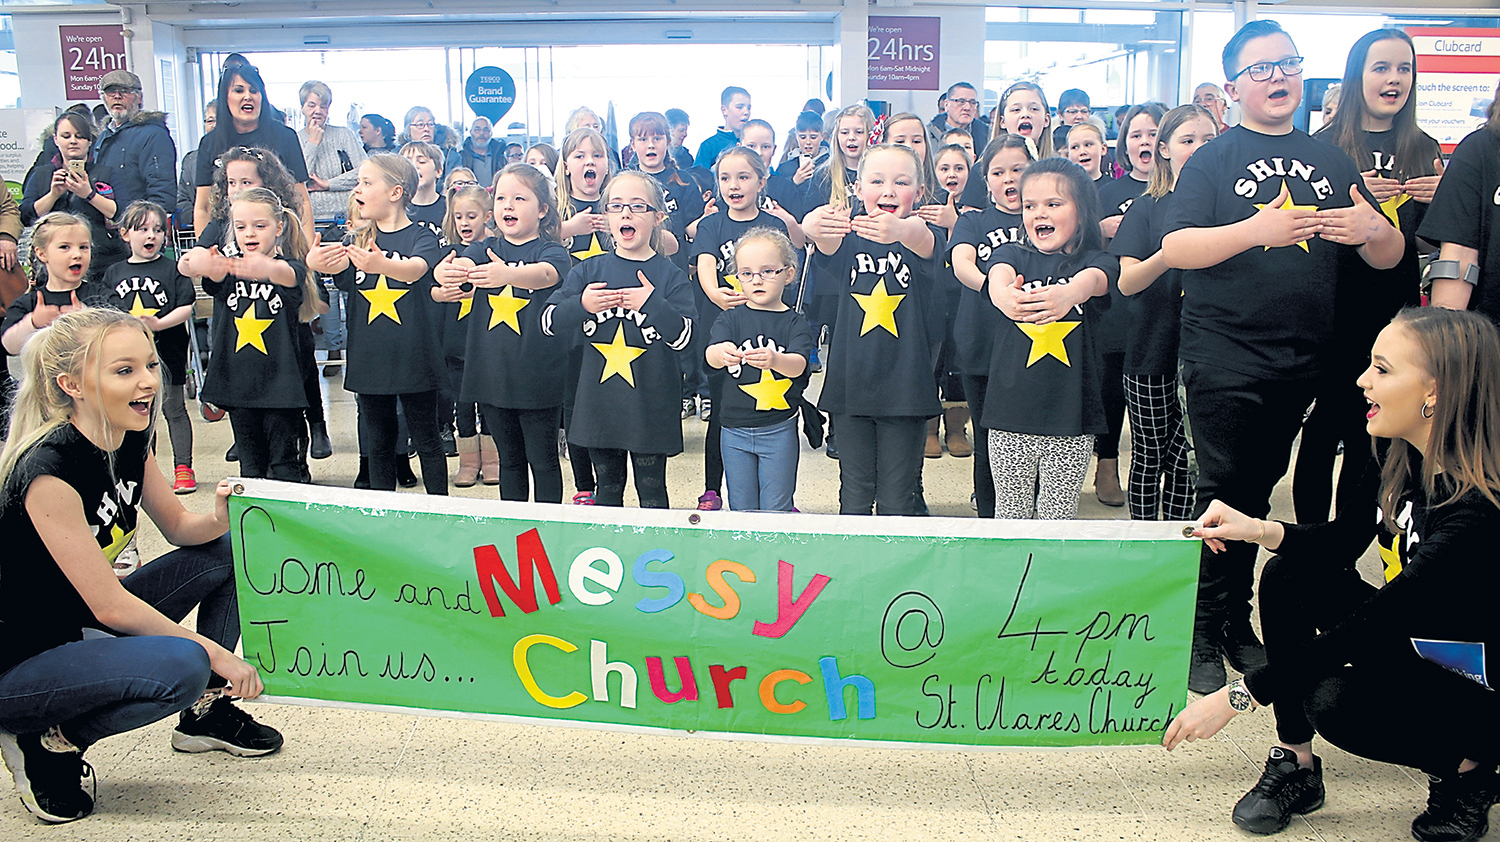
868, 16, 940, 91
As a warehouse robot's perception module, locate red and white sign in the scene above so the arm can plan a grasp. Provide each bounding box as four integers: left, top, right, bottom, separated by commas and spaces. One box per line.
1409, 28, 1500, 150
868, 16, 940, 92
59, 25, 128, 101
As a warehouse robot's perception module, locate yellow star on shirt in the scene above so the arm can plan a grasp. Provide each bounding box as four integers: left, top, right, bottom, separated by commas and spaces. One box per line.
233, 304, 275, 354
851, 277, 905, 337
592, 323, 647, 387
1255, 179, 1318, 252
101, 523, 134, 563
1378, 536, 1403, 582
571, 234, 607, 262
362, 276, 408, 324
1379, 193, 1411, 230
486, 286, 529, 334
1016, 320, 1081, 367
127, 292, 158, 318
738, 368, 793, 411
457, 296, 474, 320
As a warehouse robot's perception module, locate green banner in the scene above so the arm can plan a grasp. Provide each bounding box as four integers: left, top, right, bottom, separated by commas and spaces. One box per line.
230, 480, 1200, 749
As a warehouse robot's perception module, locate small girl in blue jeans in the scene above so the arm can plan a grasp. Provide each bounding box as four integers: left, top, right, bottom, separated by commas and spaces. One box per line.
705, 229, 815, 511
0, 308, 281, 824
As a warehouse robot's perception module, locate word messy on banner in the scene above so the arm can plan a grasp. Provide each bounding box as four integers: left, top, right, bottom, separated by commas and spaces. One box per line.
229, 480, 1199, 749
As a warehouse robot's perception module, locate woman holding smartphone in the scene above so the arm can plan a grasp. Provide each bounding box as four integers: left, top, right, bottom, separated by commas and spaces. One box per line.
21, 113, 122, 279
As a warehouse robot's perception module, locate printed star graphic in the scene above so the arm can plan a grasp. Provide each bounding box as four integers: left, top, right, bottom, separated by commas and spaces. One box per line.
1378, 536, 1403, 582
722, 274, 744, 293
127, 292, 158, 318
101, 522, 134, 563
592, 323, 647, 387
1016, 320, 1080, 367
571, 234, 607, 262
738, 368, 793, 411
362, 276, 408, 324
1379, 193, 1411, 230
233, 303, 275, 354
1255, 179, 1318, 252
458, 296, 473, 320
486, 286, 529, 333
851, 277, 904, 337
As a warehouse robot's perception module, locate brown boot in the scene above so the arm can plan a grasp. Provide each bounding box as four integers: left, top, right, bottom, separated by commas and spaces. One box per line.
944, 405, 973, 458
453, 436, 480, 488
1095, 457, 1125, 507
479, 435, 500, 485
925, 417, 943, 458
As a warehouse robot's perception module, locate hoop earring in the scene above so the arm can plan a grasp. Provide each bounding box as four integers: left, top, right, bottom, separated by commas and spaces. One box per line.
1422, 403, 1434, 419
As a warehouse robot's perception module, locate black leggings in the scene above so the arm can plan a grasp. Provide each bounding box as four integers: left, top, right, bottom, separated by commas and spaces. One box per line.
704, 372, 724, 493
446, 356, 483, 438
294, 322, 325, 425
161, 385, 193, 468
480, 404, 563, 503
1259, 552, 1499, 774
227, 407, 306, 481
1292, 375, 1369, 523
591, 449, 670, 508
1093, 349, 1125, 460
562, 345, 596, 493
358, 391, 448, 495
833, 414, 926, 515
961, 374, 994, 518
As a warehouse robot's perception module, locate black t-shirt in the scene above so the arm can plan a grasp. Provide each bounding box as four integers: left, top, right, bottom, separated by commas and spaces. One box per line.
542, 251, 695, 454
2, 281, 112, 351
949, 206, 1024, 376
408, 196, 446, 241
459, 236, 572, 409
1095, 175, 1150, 356
691, 210, 791, 293
646, 168, 707, 276
983, 245, 1116, 437
1109, 192, 1183, 377
100, 256, 196, 379
564, 197, 610, 266
706, 306, 816, 429
763, 174, 806, 222
814, 223, 946, 418
801, 164, 858, 221
331, 223, 445, 395
0, 425, 148, 674
1098, 174, 1149, 220
195, 122, 309, 186
200, 259, 308, 409
438, 241, 471, 362
1164, 126, 1381, 380
1419, 127, 1500, 325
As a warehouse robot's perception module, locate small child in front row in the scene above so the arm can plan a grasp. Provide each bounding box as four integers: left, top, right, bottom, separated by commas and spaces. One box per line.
2, 213, 108, 357
184, 188, 318, 482
436, 184, 494, 488
542, 171, 694, 508
436, 164, 572, 503
102, 201, 197, 494
705, 228, 815, 512
986, 158, 1118, 520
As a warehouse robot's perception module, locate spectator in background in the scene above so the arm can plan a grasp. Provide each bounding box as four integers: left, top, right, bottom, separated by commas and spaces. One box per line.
91, 70, 176, 273
1320, 83, 1341, 124
1054, 88, 1093, 151
695, 86, 752, 169
177, 103, 214, 223
445, 116, 504, 189
1193, 83, 1232, 132
358, 113, 395, 153
398, 106, 437, 146
666, 108, 693, 170
929, 82, 990, 152
504, 142, 524, 164
298, 80, 365, 221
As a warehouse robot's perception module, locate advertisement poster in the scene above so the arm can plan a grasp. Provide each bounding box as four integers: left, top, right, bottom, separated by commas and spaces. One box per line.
868, 16, 941, 92
59, 25, 128, 101
1410, 28, 1500, 150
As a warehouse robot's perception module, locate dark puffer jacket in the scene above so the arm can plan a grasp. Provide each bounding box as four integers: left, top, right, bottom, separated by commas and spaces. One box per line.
92, 110, 177, 220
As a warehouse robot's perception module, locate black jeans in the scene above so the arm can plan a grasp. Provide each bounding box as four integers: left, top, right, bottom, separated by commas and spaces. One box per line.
294, 321, 325, 425
1292, 369, 1370, 523
591, 448, 670, 508
480, 404, 563, 503
961, 375, 995, 518
228, 407, 307, 481
833, 414, 926, 515
1259, 552, 1499, 774
704, 372, 725, 493
359, 391, 448, 495
1094, 350, 1126, 460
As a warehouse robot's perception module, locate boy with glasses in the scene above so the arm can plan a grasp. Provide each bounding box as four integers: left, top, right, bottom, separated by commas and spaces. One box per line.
1160, 20, 1402, 699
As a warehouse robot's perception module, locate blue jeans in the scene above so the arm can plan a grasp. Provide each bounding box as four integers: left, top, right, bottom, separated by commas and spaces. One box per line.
0, 535, 235, 747
324, 289, 347, 352
720, 415, 799, 512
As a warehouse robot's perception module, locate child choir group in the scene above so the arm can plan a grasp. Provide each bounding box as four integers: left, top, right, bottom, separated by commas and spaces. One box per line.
0, 22, 1470, 526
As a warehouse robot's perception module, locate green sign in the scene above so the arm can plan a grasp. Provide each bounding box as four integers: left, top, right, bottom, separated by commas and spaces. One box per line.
230, 480, 1199, 749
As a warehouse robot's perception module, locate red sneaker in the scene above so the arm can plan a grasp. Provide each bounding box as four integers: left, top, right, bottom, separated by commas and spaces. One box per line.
173, 466, 197, 495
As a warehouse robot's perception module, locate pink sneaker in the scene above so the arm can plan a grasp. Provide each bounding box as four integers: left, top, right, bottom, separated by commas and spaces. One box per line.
173, 466, 197, 495
572, 491, 596, 505
697, 490, 722, 511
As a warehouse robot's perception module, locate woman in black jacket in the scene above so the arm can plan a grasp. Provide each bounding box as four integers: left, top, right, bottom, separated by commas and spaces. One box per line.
21, 113, 123, 278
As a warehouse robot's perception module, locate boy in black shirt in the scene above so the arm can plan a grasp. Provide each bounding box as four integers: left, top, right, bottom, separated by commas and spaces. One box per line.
1161, 20, 1402, 695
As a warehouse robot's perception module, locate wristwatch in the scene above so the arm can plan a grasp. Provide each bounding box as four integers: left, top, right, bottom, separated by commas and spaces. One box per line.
1227, 678, 1255, 713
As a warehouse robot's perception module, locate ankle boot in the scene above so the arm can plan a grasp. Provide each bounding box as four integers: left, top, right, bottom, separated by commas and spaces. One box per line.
479, 435, 500, 485
944, 405, 973, 458
1189, 609, 1227, 694
454, 436, 481, 488
354, 456, 371, 489
1219, 615, 1269, 674
308, 421, 333, 459
1094, 457, 1125, 507
396, 456, 420, 488
925, 417, 943, 458
321, 349, 342, 378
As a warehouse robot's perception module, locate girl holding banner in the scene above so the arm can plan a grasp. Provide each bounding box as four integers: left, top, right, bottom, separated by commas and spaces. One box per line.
1168, 307, 1500, 842
0, 308, 282, 824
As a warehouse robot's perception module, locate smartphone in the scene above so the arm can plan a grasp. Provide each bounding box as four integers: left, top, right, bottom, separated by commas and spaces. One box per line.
66, 159, 87, 179
800, 153, 813, 168
40, 288, 73, 307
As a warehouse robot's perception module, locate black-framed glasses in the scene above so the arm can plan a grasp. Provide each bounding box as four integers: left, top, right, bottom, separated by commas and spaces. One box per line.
948, 98, 979, 107
736, 266, 791, 283
604, 201, 657, 214
1231, 56, 1305, 83
102, 86, 139, 96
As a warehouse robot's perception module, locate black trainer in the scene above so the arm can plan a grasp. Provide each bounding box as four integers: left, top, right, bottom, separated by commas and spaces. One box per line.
1232, 747, 1325, 834
0, 731, 94, 823
1412, 767, 1499, 842
171, 697, 284, 757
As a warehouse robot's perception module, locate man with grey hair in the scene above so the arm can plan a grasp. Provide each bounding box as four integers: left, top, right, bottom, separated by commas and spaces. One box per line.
91, 69, 176, 270
447, 116, 504, 189
1192, 82, 1231, 132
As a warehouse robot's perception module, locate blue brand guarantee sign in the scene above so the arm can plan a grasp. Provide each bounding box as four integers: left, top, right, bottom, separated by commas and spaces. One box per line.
465, 66, 516, 122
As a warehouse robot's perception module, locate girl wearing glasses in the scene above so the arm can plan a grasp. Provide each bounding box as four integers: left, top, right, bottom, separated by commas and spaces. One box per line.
705, 229, 815, 511
542, 172, 695, 509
